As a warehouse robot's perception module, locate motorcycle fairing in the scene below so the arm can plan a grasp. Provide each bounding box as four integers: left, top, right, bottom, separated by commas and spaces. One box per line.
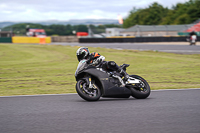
76, 67, 131, 97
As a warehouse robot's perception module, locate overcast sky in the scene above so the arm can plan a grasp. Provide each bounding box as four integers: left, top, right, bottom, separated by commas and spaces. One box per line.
0, 0, 188, 22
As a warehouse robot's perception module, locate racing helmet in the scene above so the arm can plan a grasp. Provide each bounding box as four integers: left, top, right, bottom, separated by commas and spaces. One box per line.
76, 47, 90, 61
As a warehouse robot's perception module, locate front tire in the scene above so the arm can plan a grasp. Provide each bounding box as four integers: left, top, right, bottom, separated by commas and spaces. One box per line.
76, 79, 101, 101
126, 75, 151, 99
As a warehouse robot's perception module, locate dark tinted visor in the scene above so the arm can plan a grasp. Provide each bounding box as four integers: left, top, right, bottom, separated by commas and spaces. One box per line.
77, 54, 85, 62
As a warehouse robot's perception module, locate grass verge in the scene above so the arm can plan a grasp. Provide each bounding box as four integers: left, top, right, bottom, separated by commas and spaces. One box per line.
0, 43, 200, 96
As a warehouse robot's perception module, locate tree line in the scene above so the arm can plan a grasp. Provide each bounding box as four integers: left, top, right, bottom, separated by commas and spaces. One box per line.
2, 23, 122, 36
123, 0, 200, 28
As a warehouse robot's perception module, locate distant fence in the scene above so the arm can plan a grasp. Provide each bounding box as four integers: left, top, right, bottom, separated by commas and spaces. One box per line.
0, 37, 51, 43
1, 36, 200, 43
0, 37, 12, 43
12, 37, 51, 43
79, 36, 200, 43
51, 36, 78, 42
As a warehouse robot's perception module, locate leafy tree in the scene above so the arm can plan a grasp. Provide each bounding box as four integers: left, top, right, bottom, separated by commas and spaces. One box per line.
123, 2, 168, 28
123, 0, 200, 28
73, 25, 88, 32
186, 0, 200, 22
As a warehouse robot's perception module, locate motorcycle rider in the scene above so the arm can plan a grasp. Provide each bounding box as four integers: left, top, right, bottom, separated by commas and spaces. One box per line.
189, 31, 197, 37
76, 47, 129, 87
188, 31, 197, 45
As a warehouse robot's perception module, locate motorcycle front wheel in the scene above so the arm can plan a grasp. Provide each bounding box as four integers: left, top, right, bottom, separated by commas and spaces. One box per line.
76, 79, 101, 101
126, 75, 151, 99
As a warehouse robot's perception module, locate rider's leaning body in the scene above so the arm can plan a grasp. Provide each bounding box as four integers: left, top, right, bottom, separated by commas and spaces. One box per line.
76, 47, 129, 86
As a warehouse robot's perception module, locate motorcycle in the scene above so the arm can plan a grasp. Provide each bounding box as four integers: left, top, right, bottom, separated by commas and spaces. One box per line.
75, 59, 150, 101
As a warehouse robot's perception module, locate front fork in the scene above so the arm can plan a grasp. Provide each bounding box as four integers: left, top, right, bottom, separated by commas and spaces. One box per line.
83, 75, 95, 89
81, 75, 98, 96
88, 76, 93, 89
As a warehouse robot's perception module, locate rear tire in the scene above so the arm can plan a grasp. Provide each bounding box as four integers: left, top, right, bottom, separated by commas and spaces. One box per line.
76, 79, 101, 101
126, 75, 150, 99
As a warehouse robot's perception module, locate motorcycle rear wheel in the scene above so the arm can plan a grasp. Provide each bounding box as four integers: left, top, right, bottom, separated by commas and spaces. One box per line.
126, 75, 150, 99
76, 79, 101, 101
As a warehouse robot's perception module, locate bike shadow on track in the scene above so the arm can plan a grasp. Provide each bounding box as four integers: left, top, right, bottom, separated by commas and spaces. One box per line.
74, 97, 153, 102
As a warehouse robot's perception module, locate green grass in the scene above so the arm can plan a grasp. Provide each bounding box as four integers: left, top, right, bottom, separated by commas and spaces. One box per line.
0, 43, 200, 96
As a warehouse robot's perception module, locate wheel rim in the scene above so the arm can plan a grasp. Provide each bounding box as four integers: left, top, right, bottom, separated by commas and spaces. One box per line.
80, 81, 99, 98
133, 79, 148, 93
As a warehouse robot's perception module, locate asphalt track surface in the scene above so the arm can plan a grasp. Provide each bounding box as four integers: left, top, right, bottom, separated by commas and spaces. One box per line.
1, 89, 200, 133
50, 42, 200, 54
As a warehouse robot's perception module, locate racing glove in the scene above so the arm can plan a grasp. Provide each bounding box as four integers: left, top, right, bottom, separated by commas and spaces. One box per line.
92, 58, 102, 65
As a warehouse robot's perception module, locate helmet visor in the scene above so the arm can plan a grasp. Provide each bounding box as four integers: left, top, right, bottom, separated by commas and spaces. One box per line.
77, 54, 85, 62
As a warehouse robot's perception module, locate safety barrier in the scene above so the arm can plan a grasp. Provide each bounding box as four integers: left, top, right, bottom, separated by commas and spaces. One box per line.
0, 37, 12, 43
12, 37, 51, 44
79, 36, 200, 43
51, 36, 78, 42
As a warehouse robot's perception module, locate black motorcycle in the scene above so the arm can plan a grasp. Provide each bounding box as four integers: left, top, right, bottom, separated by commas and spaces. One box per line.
75, 59, 150, 101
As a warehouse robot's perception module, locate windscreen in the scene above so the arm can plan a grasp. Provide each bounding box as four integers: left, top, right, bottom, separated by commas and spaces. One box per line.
75, 59, 87, 77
